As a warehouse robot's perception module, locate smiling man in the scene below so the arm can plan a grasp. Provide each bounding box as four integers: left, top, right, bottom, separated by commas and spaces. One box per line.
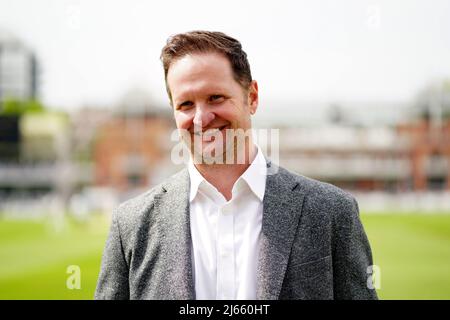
168, 50, 259, 201
95, 31, 378, 300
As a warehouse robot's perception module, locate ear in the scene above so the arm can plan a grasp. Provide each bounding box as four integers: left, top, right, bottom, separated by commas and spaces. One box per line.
247, 80, 259, 115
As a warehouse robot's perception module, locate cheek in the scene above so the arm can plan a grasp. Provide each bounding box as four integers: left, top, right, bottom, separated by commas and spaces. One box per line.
174, 112, 194, 130
216, 105, 241, 123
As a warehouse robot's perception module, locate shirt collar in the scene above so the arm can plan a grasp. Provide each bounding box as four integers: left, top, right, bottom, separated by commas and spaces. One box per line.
188, 158, 205, 202
187, 144, 267, 203
239, 144, 267, 202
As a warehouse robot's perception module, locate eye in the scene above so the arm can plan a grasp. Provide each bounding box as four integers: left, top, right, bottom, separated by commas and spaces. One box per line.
209, 95, 225, 103
177, 101, 194, 110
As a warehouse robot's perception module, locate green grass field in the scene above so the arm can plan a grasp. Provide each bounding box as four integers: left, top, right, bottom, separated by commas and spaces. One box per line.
0, 214, 109, 299
361, 213, 450, 299
0, 212, 449, 299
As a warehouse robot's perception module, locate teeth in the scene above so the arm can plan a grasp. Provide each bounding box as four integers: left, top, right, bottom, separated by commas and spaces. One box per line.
203, 128, 220, 136
194, 127, 223, 136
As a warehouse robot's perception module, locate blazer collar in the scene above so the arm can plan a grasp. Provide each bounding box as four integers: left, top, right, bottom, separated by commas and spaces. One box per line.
257, 160, 305, 299
158, 169, 196, 299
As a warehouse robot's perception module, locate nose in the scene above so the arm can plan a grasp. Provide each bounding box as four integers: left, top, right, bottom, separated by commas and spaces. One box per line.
193, 105, 215, 129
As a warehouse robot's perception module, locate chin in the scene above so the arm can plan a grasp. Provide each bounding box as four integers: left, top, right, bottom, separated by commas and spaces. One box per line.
191, 141, 234, 165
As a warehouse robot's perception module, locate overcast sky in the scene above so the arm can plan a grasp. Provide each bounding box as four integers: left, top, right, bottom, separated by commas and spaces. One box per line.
1, 0, 450, 113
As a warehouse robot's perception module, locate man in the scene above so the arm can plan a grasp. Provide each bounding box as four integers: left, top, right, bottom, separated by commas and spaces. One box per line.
95, 31, 378, 300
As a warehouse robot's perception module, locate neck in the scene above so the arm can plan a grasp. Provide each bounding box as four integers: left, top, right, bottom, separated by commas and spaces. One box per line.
194, 143, 257, 201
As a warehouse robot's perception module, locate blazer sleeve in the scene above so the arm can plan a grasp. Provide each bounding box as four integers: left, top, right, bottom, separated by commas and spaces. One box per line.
94, 209, 130, 300
332, 196, 378, 300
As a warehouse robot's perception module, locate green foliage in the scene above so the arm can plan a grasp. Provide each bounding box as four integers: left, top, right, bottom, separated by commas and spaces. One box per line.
0, 98, 45, 115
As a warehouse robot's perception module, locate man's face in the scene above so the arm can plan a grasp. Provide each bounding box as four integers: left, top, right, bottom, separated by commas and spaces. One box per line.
167, 52, 258, 163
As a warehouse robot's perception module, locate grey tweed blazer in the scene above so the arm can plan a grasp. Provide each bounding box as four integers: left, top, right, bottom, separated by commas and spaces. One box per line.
95, 161, 378, 300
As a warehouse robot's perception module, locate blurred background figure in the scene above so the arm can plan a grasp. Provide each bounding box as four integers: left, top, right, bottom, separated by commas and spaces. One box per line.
0, 0, 449, 300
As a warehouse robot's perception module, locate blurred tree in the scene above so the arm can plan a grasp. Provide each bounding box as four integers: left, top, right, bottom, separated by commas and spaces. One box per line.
414, 79, 450, 120
443, 79, 450, 119
0, 98, 45, 115
327, 103, 346, 125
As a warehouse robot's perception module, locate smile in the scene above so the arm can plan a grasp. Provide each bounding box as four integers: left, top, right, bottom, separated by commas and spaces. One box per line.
193, 125, 229, 137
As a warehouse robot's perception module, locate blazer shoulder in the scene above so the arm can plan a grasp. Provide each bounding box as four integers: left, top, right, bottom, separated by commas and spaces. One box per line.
112, 168, 188, 228
277, 165, 358, 216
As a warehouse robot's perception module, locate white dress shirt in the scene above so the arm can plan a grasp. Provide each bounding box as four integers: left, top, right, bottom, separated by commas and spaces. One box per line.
188, 145, 267, 300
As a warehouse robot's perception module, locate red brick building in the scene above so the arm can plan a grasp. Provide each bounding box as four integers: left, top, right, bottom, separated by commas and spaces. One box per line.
398, 120, 450, 190
94, 113, 175, 191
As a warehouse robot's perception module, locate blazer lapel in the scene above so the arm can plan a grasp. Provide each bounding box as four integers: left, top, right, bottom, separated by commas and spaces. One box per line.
157, 169, 195, 299
257, 162, 306, 300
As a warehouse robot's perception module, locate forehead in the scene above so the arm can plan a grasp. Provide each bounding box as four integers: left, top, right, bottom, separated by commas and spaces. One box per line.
167, 52, 237, 99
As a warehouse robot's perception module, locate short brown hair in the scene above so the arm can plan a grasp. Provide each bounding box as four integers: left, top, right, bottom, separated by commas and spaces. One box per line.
160, 31, 253, 102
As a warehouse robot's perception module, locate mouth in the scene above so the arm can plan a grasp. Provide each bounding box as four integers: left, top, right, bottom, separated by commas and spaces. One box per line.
193, 124, 229, 138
